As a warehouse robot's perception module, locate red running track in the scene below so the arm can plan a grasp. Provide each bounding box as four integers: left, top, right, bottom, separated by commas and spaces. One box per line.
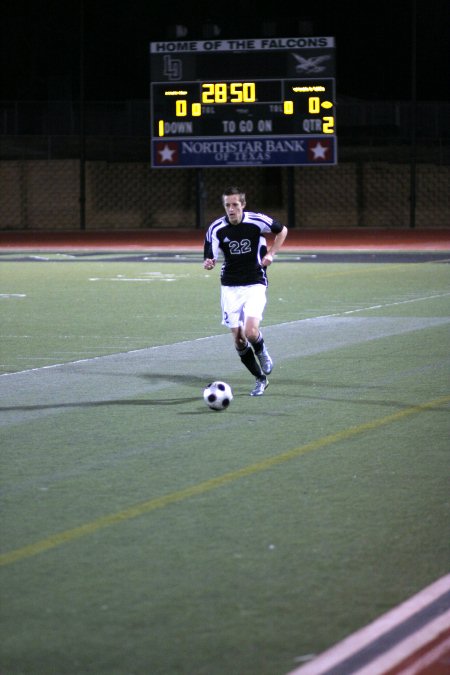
0, 228, 449, 251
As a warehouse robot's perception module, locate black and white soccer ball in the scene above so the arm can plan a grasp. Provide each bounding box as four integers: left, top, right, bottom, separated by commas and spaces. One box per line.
203, 381, 233, 411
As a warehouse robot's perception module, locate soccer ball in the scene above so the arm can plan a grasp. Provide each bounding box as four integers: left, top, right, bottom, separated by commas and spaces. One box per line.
203, 381, 233, 411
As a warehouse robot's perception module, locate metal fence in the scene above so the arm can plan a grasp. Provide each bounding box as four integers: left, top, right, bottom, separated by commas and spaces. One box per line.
1, 159, 449, 230
1, 99, 449, 230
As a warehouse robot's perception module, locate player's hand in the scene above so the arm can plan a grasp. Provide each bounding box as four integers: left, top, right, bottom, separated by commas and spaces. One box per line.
262, 253, 274, 267
203, 258, 216, 270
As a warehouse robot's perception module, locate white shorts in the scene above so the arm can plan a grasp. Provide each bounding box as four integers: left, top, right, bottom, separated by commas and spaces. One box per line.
220, 284, 267, 328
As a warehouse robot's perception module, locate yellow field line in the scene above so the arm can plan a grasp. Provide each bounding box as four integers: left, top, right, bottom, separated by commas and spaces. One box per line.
1, 394, 449, 567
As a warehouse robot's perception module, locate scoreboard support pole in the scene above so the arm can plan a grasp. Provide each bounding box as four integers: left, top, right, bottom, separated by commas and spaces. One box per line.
409, 0, 417, 229
287, 167, 296, 228
195, 169, 206, 229
79, 0, 86, 231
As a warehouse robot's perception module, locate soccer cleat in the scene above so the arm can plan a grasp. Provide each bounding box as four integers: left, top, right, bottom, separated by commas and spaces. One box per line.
250, 377, 269, 397
257, 346, 273, 374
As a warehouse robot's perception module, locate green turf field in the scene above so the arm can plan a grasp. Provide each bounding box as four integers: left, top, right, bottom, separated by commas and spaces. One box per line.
1, 253, 449, 675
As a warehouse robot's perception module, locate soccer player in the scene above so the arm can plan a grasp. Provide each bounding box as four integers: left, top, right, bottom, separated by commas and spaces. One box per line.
203, 186, 288, 396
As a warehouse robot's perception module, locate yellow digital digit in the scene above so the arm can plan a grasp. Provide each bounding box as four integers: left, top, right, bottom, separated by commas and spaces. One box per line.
215, 83, 227, 103
308, 97, 321, 114
158, 120, 164, 137
230, 83, 243, 103
283, 100, 294, 115
242, 82, 256, 102
175, 100, 187, 116
323, 116, 335, 134
202, 84, 215, 103
229, 82, 255, 103
192, 103, 202, 116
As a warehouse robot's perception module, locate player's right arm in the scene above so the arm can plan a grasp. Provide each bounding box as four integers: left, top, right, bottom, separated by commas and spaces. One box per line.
203, 223, 220, 269
203, 238, 216, 269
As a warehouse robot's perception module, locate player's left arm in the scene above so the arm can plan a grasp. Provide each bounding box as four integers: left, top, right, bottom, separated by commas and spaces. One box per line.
262, 225, 288, 266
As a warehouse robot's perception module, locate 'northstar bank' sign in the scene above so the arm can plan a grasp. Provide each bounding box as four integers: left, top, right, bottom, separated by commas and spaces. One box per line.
153, 137, 335, 167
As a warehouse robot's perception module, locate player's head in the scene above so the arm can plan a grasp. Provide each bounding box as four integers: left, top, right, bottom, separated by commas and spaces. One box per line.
222, 187, 246, 224
222, 186, 246, 205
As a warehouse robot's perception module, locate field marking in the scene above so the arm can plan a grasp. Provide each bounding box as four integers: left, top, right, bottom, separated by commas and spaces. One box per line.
288, 574, 450, 675
296, 292, 450, 322
1, 394, 448, 568
1, 292, 449, 378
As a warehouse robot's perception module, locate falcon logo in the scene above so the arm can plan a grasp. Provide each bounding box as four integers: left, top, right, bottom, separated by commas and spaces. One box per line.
291, 53, 331, 74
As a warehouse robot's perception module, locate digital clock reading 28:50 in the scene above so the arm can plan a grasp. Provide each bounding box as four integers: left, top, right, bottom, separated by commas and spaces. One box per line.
150, 37, 337, 168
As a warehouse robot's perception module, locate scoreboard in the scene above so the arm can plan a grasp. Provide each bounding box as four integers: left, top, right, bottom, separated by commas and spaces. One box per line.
150, 36, 336, 168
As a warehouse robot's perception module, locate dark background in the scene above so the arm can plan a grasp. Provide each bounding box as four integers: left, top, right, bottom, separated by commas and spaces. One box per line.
1, 0, 449, 102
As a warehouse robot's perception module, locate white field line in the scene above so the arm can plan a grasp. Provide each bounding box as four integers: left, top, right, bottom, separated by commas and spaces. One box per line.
1, 292, 449, 378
